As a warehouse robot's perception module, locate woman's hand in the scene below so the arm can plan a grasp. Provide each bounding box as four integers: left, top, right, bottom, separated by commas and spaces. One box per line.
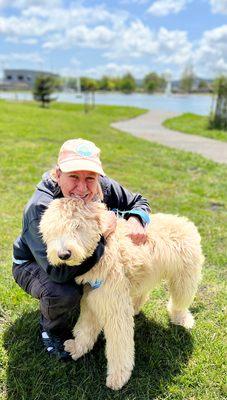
102, 213, 148, 245
126, 216, 148, 245
103, 211, 117, 239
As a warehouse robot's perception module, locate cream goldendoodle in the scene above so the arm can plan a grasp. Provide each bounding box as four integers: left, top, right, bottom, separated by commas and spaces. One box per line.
40, 198, 204, 390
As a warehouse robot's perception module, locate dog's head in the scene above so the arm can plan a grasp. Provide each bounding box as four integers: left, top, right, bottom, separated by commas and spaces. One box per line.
40, 198, 108, 266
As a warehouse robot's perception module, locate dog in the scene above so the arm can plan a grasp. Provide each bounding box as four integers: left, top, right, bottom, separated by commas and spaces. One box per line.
40, 198, 204, 390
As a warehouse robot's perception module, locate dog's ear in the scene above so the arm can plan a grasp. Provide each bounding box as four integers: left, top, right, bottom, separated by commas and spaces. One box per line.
86, 201, 109, 232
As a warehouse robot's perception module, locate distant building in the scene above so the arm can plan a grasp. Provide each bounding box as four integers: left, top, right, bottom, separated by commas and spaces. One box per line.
2, 69, 59, 89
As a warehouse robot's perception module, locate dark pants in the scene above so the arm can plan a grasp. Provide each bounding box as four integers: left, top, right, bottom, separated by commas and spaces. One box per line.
12, 261, 83, 332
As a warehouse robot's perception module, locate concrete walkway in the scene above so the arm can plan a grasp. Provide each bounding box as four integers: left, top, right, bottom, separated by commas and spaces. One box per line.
111, 110, 227, 165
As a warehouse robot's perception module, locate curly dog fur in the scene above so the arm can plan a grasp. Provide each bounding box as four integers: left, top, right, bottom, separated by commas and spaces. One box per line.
40, 198, 204, 390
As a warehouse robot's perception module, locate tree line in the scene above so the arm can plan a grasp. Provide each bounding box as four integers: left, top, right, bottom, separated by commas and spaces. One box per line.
33, 66, 224, 100
63, 66, 215, 94
64, 72, 166, 94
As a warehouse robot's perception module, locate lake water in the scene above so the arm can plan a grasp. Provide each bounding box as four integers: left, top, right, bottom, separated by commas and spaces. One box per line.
0, 91, 214, 115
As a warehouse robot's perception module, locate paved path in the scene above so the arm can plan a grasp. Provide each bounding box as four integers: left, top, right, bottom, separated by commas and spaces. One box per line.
111, 110, 227, 164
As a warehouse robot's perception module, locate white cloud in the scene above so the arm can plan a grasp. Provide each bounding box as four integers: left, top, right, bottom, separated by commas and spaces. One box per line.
210, 0, 227, 14
156, 27, 192, 64
104, 20, 158, 60
0, 4, 128, 41
43, 25, 115, 50
21, 4, 128, 27
0, 15, 58, 36
148, 0, 189, 16
194, 25, 227, 76
40, 16, 192, 73
0, 5, 190, 68
66, 26, 115, 49
104, 23, 192, 67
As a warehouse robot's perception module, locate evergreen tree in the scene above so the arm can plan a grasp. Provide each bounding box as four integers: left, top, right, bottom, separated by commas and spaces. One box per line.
33, 75, 57, 107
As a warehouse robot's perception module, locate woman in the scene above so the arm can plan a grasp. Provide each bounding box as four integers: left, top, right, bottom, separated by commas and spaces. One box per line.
13, 138, 151, 360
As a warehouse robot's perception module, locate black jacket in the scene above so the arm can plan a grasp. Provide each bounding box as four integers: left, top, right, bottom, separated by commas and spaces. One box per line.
13, 172, 150, 283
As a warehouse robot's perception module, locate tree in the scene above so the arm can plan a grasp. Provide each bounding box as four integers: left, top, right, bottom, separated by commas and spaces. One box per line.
180, 65, 195, 93
209, 75, 227, 130
143, 72, 166, 93
198, 79, 209, 92
119, 73, 136, 93
111, 77, 122, 91
65, 77, 78, 90
80, 77, 98, 91
98, 75, 113, 91
33, 75, 57, 107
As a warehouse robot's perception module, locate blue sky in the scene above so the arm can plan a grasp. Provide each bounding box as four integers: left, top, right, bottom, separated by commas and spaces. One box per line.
0, 0, 227, 80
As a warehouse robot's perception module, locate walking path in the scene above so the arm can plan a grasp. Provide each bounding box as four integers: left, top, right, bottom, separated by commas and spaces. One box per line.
111, 110, 227, 165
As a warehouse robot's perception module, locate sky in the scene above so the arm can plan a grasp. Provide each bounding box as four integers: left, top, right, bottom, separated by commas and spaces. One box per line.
0, 0, 227, 80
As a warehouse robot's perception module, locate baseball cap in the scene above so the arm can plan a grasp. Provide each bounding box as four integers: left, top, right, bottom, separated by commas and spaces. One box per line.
57, 138, 105, 175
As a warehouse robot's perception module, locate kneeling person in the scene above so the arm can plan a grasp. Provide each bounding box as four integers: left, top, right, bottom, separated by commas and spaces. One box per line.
13, 138, 151, 360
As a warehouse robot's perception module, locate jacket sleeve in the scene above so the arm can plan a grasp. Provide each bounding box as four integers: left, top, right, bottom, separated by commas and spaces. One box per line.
102, 177, 151, 226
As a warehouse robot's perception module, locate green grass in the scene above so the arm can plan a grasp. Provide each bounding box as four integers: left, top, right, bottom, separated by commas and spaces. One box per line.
0, 100, 226, 400
163, 113, 227, 142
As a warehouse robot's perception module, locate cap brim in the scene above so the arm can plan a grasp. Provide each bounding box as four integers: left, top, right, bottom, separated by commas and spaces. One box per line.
59, 159, 105, 175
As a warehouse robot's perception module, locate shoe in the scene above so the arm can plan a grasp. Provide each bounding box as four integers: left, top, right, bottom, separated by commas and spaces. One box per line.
40, 328, 72, 361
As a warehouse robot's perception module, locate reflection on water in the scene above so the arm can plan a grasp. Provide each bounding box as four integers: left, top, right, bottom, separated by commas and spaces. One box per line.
0, 91, 213, 115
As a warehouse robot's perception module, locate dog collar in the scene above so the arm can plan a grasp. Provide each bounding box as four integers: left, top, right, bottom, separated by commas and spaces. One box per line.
88, 279, 104, 289
73, 235, 106, 277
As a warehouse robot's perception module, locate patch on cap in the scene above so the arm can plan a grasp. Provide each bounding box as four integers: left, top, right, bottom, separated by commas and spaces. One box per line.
76, 143, 95, 157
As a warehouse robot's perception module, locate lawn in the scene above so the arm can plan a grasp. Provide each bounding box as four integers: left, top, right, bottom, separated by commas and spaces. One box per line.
0, 100, 226, 400
163, 113, 227, 142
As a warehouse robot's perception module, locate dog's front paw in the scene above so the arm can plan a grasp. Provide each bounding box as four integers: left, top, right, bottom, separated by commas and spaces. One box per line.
169, 310, 195, 329
106, 370, 131, 391
64, 339, 81, 361
64, 339, 76, 355
178, 311, 195, 329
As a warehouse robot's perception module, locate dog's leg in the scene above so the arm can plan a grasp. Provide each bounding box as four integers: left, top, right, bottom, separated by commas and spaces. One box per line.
103, 285, 135, 391
132, 292, 149, 315
64, 291, 102, 360
167, 265, 202, 329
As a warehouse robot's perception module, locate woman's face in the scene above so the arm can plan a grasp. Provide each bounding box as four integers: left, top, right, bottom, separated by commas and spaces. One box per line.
56, 169, 100, 203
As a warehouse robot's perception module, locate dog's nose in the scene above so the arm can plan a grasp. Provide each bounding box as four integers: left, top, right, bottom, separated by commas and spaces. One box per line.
58, 250, 72, 260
